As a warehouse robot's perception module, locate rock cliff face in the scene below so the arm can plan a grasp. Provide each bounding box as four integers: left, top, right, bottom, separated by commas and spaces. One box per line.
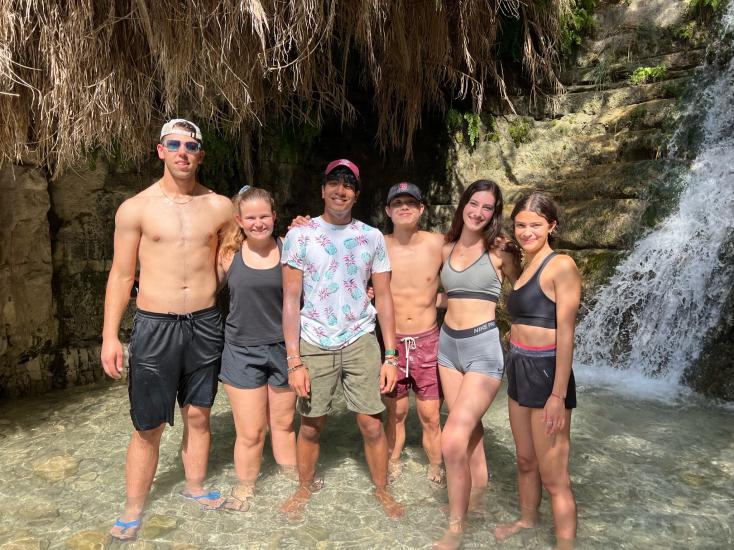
1, 159, 146, 397
0, 0, 722, 398
0, 162, 57, 395
428, 0, 702, 302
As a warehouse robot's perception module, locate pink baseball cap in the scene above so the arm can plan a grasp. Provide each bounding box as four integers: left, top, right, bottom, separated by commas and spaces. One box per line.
324, 159, 360, 181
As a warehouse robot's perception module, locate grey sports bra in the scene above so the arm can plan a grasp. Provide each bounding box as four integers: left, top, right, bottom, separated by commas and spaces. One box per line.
440, 244, 502, 302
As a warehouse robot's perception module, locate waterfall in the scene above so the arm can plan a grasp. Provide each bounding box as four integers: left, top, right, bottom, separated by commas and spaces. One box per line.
574, 4, 734, 398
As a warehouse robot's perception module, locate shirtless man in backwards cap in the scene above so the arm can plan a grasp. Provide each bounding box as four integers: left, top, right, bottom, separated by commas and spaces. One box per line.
101, 119, 233, 540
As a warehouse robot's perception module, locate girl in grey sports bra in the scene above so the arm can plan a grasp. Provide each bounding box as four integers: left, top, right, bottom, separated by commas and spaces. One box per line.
434, 179, 521, 549
440, 244, 503, 302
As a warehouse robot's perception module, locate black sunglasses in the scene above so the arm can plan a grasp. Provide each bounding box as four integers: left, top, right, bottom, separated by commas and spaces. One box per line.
161, 139, 202, 153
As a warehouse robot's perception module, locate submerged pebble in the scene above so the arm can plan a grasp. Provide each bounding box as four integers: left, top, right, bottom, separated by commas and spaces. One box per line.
64, 531, 108, 550
139, 514, 177, 540
32, 455, 79, 482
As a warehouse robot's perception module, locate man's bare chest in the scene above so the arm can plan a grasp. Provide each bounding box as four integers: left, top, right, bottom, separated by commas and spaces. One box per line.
141, 207, 218, 247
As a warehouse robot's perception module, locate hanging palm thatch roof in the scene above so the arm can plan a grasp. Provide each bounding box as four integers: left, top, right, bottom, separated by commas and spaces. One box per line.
0, 0, 570, 177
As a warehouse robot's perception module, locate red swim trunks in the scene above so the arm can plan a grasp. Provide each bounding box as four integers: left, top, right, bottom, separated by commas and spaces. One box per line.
386, 325, 442, 400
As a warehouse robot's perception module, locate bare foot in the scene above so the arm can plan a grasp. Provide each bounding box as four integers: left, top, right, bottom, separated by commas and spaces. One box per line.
388, 459, 403, 483
494, 519, 536, 543
223, 484, 254, 512
433, 517, 464, 550
223, 494, 250, 512
110, 516, 141, 541
374, 487, 405, 518
280, 485, 314, 521
427, 463, 446, 488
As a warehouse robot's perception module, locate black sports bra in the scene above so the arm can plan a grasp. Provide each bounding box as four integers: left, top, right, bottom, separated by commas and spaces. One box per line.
507, 252, 557, 329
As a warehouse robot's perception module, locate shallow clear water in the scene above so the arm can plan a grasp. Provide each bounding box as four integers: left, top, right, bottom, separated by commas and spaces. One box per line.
0, 377, 732, 549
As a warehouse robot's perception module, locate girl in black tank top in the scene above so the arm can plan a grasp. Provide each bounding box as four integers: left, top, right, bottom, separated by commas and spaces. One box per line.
495, 192, 581, 549
216, 187, 297, 510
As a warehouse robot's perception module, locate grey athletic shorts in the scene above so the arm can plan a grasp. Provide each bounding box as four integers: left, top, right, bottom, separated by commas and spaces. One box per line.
220, 341, 289, 389
437, 321, 504, 379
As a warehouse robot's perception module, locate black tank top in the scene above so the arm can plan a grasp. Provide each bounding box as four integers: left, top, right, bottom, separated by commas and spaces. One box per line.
224, 239, 284, 346
507, 252, 557, 329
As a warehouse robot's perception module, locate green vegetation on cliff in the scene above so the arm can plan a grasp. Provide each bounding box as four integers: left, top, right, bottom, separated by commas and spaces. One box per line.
560, 0, 599, 54
446, 109, 497, 149
630, 65, 669, 85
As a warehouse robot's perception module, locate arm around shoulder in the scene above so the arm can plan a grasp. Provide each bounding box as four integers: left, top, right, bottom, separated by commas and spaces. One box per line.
282, 264, 304, 357
498, 248, 522, 286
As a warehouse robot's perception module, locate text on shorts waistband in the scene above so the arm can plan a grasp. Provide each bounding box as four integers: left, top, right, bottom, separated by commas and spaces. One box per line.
442, 320, 497, 339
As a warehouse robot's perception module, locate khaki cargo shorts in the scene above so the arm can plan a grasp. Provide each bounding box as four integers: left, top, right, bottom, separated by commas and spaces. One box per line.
298, 332, 384, 417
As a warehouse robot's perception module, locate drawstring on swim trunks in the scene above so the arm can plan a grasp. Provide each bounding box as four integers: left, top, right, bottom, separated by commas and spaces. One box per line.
400, 336, 417, 378
169, 312, 196, 340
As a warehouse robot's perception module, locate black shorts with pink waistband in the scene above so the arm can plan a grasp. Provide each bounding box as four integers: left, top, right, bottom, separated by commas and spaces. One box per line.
505, 342, 576, 409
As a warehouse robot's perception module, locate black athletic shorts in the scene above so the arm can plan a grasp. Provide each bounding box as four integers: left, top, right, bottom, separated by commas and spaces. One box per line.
128, 306, 224, 431
220, 341, 289, 389
505, 342, 577, 409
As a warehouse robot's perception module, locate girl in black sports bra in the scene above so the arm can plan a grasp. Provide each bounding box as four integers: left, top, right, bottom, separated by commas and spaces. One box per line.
495, 192, 581, 550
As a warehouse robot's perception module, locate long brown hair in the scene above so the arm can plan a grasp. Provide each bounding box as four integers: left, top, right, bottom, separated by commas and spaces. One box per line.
219, 187, 276, 257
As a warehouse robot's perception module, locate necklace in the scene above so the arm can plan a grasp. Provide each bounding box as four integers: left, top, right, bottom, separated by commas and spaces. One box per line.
159, 182, 195, 205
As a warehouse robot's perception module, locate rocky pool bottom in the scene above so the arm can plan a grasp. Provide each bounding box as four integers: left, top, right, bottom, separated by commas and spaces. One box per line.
0, 375, 732, 549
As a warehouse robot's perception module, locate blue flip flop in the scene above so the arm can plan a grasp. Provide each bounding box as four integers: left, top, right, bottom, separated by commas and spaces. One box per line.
180, 490, 224, 510
111, 518, 141, 541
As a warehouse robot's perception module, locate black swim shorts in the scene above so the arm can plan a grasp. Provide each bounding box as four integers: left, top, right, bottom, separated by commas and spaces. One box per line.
505, 342, 577, 409
128, 305, 224, 431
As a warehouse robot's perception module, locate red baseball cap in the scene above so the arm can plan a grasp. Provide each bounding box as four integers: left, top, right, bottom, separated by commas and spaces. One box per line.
324, 159, 360, 181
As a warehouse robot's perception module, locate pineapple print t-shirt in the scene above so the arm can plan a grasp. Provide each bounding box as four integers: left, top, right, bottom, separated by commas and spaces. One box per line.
282, 216, 391, 350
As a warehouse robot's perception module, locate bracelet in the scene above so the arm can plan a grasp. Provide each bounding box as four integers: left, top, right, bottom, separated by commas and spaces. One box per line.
384, 358, 399, 367
286, 354, 301, 361
384, 348, 398, 357
287, 364, 305, 374
551, 392, 565, 400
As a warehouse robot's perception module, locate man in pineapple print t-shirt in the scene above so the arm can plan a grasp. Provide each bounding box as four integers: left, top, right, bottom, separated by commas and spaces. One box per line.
280, 159, 404, 518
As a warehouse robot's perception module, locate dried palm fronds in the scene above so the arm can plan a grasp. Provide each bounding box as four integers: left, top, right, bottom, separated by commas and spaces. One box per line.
0, 0, 570, 177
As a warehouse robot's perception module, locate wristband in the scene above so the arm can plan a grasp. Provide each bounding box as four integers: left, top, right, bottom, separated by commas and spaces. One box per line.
384, 348, 398, 357
551, 392, 565, 400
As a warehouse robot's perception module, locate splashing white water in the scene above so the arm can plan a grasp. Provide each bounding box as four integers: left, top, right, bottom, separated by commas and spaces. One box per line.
574, 5, 734, 399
